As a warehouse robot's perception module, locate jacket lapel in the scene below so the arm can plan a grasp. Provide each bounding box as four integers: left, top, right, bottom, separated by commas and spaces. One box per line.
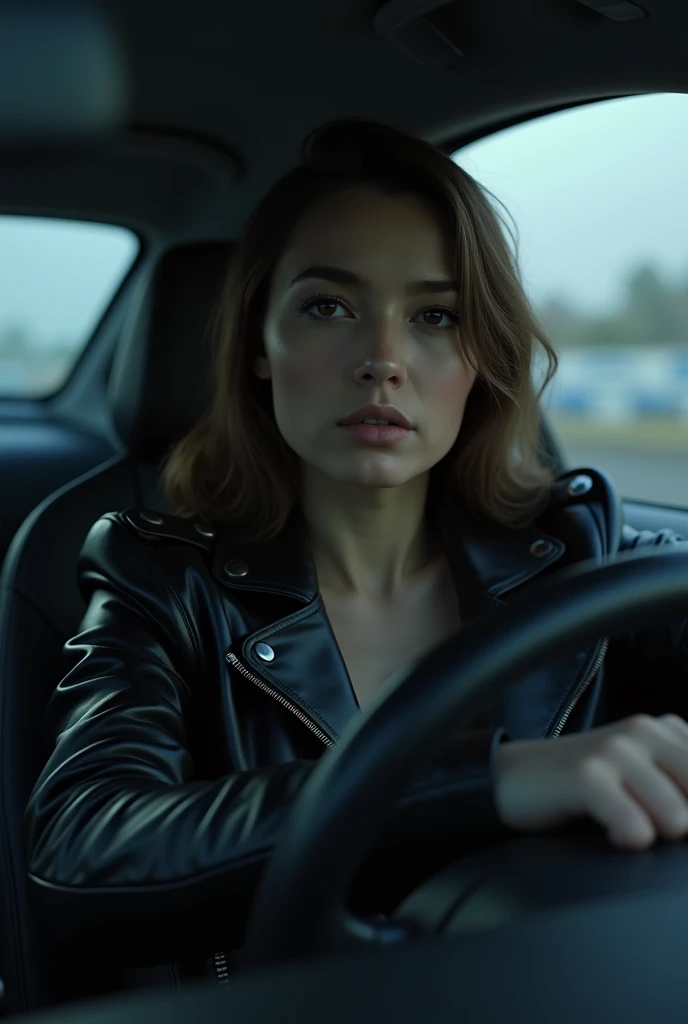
211, 494, 581, 742
435, 469, 622, 738
212, 509, 358, 741
434, 496, 566, 624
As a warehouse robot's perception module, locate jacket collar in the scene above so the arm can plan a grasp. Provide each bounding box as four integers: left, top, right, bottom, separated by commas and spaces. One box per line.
211, 469, 618, 744
211, 498, 567, 743
212, 498, 567, 622
214, 507, 321, 605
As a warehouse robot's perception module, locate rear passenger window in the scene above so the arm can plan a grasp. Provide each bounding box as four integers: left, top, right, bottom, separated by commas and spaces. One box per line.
453, 93, 688, 509
0, 216, 139, 398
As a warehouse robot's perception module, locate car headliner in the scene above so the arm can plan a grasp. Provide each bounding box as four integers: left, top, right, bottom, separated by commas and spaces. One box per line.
0, 0, 686, 244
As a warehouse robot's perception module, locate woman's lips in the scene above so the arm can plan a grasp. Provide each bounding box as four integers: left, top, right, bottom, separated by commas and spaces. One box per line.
338, 423, 412, 445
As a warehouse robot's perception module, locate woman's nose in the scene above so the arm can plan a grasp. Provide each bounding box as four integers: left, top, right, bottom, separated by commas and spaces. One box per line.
353, 319, 408, 387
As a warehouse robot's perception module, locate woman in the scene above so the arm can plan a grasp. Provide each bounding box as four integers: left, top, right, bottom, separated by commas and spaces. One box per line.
23, 120, 688, 987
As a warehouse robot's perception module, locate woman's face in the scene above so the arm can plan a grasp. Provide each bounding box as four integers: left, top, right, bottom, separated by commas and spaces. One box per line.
258, 185, 477, 492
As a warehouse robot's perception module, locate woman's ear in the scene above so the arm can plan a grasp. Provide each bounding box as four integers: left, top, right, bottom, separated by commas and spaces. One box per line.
254, 355, 271, 380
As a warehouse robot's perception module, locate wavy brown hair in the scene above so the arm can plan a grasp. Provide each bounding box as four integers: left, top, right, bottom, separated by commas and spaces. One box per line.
162, 118, 559, 541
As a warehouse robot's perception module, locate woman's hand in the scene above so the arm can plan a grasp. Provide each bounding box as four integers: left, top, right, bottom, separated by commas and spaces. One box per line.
494, 714, 688, 849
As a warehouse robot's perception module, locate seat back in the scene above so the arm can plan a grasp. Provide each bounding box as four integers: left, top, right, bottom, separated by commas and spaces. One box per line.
0, 242, 232, 1014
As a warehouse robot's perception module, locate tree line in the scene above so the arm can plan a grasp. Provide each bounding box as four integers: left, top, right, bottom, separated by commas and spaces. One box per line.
538, 263, 688, 349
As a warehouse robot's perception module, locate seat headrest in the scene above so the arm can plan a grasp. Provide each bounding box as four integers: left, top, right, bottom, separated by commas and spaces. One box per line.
108, 242, 233, 463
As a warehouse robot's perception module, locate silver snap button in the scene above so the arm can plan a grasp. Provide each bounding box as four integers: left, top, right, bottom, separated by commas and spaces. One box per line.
195, 523, 215, 538
568, 474, 593, 497
530, 539, 553, 558
255, 643, 275, 662
225, 559, 249, 577
140, 511, 163, 526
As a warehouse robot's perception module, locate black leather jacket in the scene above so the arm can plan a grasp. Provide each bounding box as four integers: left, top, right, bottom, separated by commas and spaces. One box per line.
23, 467, 688, 985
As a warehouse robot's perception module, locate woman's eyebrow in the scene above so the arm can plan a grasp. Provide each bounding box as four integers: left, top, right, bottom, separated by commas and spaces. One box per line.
290, 265, 460, 295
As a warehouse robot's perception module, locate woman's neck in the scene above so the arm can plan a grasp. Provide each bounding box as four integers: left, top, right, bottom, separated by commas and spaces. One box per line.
301, 475, 442, 603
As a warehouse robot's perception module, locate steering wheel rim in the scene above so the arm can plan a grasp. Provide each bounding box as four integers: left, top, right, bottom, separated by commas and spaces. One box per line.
242, 545, 688, 968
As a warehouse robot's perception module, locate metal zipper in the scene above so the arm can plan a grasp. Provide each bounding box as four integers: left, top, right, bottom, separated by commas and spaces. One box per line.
226, 652, 333, 747
549, 638, 610, 738
212, 653, 333, 987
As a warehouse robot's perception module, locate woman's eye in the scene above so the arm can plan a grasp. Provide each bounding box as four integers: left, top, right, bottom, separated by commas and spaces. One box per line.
298, 296, 350, 321
297, 296, 459, 329
414, 307, 460, 330
310, 301, 342, 318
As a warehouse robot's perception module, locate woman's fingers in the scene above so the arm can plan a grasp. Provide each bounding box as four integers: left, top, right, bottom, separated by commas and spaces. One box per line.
494, 713, 688, 846
571, 753, 657, 849
647, 714, 688, 824
575, 728, 688, 847
657, 713, 688, 748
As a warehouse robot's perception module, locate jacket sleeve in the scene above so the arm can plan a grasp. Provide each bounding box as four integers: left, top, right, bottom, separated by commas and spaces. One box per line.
616, 524, 688, 664
23, 514, 512, 967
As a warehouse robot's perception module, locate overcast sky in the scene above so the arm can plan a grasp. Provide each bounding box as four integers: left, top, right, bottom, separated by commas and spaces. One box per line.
457, 92, 688, 316
1, 92, 687, 353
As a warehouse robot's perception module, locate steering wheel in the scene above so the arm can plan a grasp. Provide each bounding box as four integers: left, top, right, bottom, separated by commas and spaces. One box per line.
241, 544, 688, 967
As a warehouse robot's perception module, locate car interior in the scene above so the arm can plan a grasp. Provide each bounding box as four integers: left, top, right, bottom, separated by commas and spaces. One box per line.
1, 0, 688, 1021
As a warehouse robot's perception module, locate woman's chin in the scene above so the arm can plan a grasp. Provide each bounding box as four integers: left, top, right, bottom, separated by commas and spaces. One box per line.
299, 450, 431, 491
334, 466, 422, 490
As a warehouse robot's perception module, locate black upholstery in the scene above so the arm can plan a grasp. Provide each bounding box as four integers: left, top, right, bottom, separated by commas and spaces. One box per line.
0, 242, 232, 1015
107, 243, 225, 463
0, 422, 116, 570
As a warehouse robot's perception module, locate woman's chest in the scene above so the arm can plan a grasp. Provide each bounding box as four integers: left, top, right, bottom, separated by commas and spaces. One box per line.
321, 566, 462, 708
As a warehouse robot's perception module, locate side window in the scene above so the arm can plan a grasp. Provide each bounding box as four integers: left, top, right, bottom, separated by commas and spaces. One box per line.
454, 94, 688, 509
0, 217, 139, 398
